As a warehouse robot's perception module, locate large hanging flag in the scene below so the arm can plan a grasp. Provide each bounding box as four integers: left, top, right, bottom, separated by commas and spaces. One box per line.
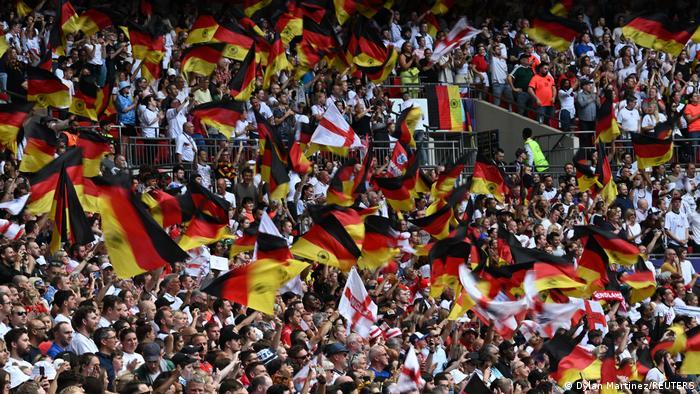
373, 150, 419, 211
27, 67, 71, 109
140, 188, 195, 228
595, 144, 617, 205
339, 267, 378, 336
190, 100, 246, 139
27, 148, 83, 215
291, 208, 363, 271
201, 214, 308, 314
0, 103, 32, 155
393, 106, 421, 149
229, 44, 257, 101
358, 216, 400, 269
69, 79, 99, 121
524, 12, 587, 51
426, 85, 465, 131
431, 17, 481, 61
214, 21, 255, 61
470, 155, 510, 202
396, 346, 425, 393
310, 102, 363, 156
180, 43, 226, 80
19, 121, 58, 173
595, 90, 621, 143
76, 130, 112, 177
186, 15, 220, 44
49, 165, 93, 254
93, 175, 189, 278
622, 13, 700, 56
680, 326, 700, 374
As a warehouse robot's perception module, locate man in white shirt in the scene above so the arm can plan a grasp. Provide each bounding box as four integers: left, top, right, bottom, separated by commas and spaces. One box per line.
98, 295, 127, 328
654, 287, 676, 326
52, 290, 76, 327
313, 171, 330, 198
158, 274, 184, 311
489, 36, 510, 107
215, 178, 236, 208
0, 293, 11, 337
69, 306, 99, 355
5, 328, 32, 376
166, 97, 192, 140
665, 197, 690, 249
176, 123, 197, 164
616, 96, 640, 138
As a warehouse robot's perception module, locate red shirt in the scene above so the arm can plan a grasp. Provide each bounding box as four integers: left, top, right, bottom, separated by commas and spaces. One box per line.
528, 73, 555, 106
472, 54, 488, 73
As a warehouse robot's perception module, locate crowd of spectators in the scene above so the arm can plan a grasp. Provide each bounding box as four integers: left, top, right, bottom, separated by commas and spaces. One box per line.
0, 1, 699, 394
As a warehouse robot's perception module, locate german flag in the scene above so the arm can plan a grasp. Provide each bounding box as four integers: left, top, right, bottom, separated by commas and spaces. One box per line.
37, 49, 52, 72
76, 130, 112, 177
595, 144, 617, 205
229, 44, 257, 101
26, 67, 70, 109
333, 0, 356, 25
75, 7, 115, 37
426, 85, 465, 132
410, 184, 468, 240
258, 115, 290, 201
140, 59, 162, 83
302, 14, 336, 50
16, 0, 32, 17
123, 24, 165, 63
431, 0, 454, 15
651, 325, 687, 359
425, 12, 440, 38
431, 154, 468, 200
140, 188, 195, 228
27, 148, 83, 215
524, 12, 587, 51
178, 213, 231, 251
93, 174, 189, 278
263, 36, 291, 89
549, 0, 574, 17
393, 106, 421, 149
181, 42, 225, 80
363, 46, 398, 83
575, 226, 640, 267
595, 90, 620, 143
214, 21, 255, 62
416, 170, 434, 194
190, 100, 245, 139
244, 0, 276, 19
533, 262, 585, 292
188, 180, 231, 222
295, 38, 327, 77
202, 216, 308, 314
574, 148, 600, 193
545, 334, 601, 387
277, 3, 303, 44
358, 215, 400, 270
621, 262, 656, 303
680, 326, 700, 374
373, 150, 419, 211
291, 208, 363, 271
600, 343, 617, 394
470, 155, 509, 202
631, 117, 675, 169
346, 17, 390, 68
239, 15, 266, 39
19, 121, 58, 174
0, 37, 8, 59
230, 225, 257, 256
355, 0, 391, 19
96, 82, 115, 120
69, 79, 99, 121
622, 13, 700, 56
428, 227, 472, 297
186, 15, 220, 44
326, 158, 360, 207
58, 0, 80, 34
0, 103, 33, 155
49, 165, 93, 254
289, 142, 312, 175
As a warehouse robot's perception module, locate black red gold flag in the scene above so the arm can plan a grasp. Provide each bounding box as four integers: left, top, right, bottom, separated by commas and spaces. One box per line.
426, 85, 465, 131
49, 164, 93, 254
69, 79, 99, 121
393, 106, 421, 149
470, 155, 510, 202
229, 44, 257, 101
524, 12, 587, 51
190, 100, 246, 139
373, 150, 419, 211
140, 188, 195, 228
76, 130, 112, 177
19, 120, 58, 173
180, 43, 226, 80
622, 13, 700, 56
595, 89, 620, 143
186, 15, 220, 44
214, 21, 255, 61
27, 147, 83, 215
358, 215, 400, 270
27, 67, 71, 108
0, 103, 33, 154
595, 144, 617, 205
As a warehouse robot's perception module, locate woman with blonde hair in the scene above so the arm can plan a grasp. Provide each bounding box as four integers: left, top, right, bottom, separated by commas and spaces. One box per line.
641, 99, 667, 133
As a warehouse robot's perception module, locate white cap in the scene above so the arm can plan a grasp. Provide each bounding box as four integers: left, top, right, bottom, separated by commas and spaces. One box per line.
167, 68, 177, 76
100, 262, 113, 270
6, 366, 30, 389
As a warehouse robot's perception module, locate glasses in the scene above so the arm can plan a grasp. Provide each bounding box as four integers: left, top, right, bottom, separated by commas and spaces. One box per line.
293, 353, 310, 360
13, 311, 26, 316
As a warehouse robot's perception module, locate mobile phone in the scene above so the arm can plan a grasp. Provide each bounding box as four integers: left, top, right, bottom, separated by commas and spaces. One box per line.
39, 366, 45, 377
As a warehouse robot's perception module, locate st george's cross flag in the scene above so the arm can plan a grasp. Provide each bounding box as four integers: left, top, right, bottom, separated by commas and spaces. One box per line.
397, 346, 426, 392
310, 102, 363, 156
339, 267, 377, 337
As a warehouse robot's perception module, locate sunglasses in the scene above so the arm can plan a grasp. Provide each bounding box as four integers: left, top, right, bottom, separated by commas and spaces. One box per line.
13, 311, 26, 316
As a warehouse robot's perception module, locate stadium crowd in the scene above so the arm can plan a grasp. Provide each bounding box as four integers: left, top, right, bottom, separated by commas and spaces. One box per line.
0, 1, 699, 394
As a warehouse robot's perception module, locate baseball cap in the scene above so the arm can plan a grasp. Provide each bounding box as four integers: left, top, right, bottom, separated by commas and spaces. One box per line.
324, 343, 349, 356
409, 332, 427, 343
385, 328, 402, 339
257, 348, 278, 365
369, 326, 383, 340
100, 262, 113, 271
171, 352, 197, 367
181, 345, 203, 355
155, 297, 174, 309
6, 366, 30, 389
142, 342, 161, 362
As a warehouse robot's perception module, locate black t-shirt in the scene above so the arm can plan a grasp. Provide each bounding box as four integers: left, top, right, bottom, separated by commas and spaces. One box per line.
419, 59, 439, 83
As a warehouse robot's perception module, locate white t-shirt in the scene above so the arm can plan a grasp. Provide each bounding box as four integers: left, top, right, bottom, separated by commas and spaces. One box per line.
654, 302, 675, 325
680, 259, 696, 286
664, 210, 689, 244
642, 113, 667, 130
645, 367, 666, 384
617, 106, 640, 133
176, 134, 197, 162
121, 351, 145, 372
139, 107, 160, 138
166, 105, 188, 140
70, 332, 98, 355
217, 191, 236, 208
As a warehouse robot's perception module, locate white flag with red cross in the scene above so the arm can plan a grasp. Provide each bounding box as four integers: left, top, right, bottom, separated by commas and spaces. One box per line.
396, 346, 425, 392
338, 267, 377, 337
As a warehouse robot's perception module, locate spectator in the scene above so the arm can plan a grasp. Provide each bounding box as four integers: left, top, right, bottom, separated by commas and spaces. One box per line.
528, 62, 556, 124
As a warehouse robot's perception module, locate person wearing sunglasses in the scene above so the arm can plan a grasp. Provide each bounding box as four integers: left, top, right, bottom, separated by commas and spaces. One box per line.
9, 305, 27, 329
